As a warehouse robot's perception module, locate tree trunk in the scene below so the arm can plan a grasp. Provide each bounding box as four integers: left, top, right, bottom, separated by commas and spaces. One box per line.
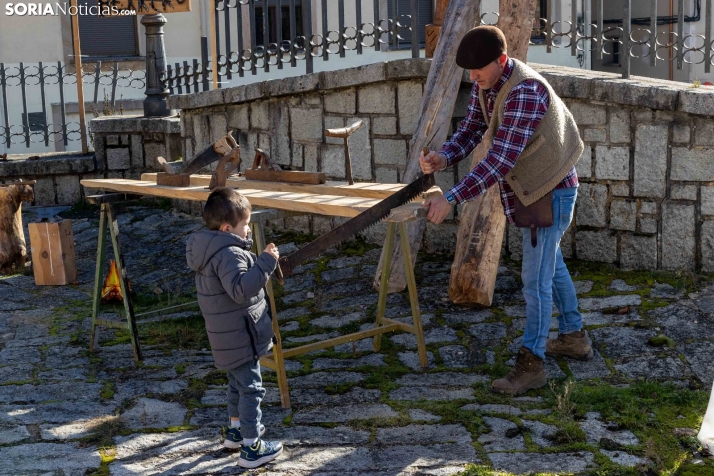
448, 0, 538, 306
0, 184, 34, 274
374, 0, 481, 293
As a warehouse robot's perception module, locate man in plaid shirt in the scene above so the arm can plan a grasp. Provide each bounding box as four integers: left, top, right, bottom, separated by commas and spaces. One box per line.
421, 26, 592, 395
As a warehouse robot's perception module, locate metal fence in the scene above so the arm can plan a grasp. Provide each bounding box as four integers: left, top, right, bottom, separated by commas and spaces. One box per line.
0, 62, 145, 150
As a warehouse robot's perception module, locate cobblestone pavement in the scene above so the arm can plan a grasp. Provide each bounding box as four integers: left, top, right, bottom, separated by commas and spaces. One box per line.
1, 205, 713, 475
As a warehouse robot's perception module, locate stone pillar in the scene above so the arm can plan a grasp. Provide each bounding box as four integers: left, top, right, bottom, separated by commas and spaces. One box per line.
142, 14, 174, 118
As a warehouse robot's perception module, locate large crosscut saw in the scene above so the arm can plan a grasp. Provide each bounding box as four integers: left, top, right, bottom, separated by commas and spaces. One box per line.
276, 173, 436, 282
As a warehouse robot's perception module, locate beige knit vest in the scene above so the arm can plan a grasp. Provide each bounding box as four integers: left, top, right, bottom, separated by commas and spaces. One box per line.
478, 59, 584, 206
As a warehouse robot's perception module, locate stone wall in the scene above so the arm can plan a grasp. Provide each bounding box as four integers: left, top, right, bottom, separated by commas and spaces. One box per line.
0, 116, 180, 207
167, 59, 714, 273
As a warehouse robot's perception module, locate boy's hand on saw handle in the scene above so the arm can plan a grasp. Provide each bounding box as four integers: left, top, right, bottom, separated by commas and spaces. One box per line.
264, 243, 279, 260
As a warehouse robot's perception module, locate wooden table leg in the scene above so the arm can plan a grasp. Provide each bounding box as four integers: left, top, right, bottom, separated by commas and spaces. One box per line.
251, 222, 291, 409
399, 222, 428, 368
373, 222, 397, 352
90, 205, 108, 352
105, 203, 142, 362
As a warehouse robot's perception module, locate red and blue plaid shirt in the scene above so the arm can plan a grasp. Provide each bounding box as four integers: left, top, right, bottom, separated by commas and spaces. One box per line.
440, 58, 579, 224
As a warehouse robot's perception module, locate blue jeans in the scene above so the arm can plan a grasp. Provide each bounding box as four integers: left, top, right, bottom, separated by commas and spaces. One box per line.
227, 359, 266, 439
520, 187, 582, 360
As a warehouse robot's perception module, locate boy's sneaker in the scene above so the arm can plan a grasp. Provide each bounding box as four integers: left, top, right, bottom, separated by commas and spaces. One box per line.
238, 438, 283, 468
222, 424, 265, 449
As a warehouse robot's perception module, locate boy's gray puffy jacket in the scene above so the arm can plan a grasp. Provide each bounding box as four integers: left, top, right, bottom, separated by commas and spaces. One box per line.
186, 230, 277, 370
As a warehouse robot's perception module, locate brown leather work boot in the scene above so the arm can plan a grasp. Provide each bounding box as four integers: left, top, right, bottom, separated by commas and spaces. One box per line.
546, 330, 594, 360
491, 347, 546, 395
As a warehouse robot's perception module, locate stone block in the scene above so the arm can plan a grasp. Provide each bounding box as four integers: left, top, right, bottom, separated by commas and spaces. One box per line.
312, 216, 334, 236
303, 94, 322, 106
576, 183, 608, 227
673, 122, 691, 143
570, 103, 606, 125
638, 217, 658, 234
376, 167, 397, 183
640, 201, 657, 214
584, 128, 607, 143
321, 145, 345, 179
611, 183, 630, 196
290, 107, 323, 142
180, 114, 192, 138
143, 142, 166, 171
702, 185, 714, 215
223, 81, 264, 105
324, 116, 345, 145
55, 175, 81, 205
671, 147, 714, 181
292, 143, 303, 168
192, 114, 211, 152
33, 177, 55, 206
537, 69, 594, 99
373, 116, 397, 135
591, 78, 679, 110
130, 135, 143, 168
119, 134, 129, 145
610, 200, 636, 231
702, 221, 714, 272
227, 104, 249, 130
169, 87, 225, 109
661, 202, 696, 270
347, 116, 372, 180
373, 139, 407, 166
324, 89, 356, 114
678, 86, 714, 116
184, 137, 194, 162
634, 124, 668, 197
620, 234, 657, 269
358, 84, 395, 114
633, 110, 653, 123
595, 146, 629, 180
250, 101, 269, 130
304, 144, 319, 172
397, 81, 423, 135
209, 114, 228, 143
106, 135, 119, 146
386, 58, 431, 79
693, 119, 714, 146
576, 230, 617, 263
285, 215, 310, 234
323, 62, 386, 90
670, 184, 697, 201
268, 101, 291, 166
107, 148, 130, 170
262, 73, 321, 98
609, 108, 631, 143
575, 146, 592, 178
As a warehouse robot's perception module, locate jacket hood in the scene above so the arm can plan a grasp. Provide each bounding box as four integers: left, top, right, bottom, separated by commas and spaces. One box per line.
186, 230, 254, 272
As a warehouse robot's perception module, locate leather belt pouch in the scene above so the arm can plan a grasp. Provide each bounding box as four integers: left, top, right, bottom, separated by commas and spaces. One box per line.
514, 191, 554, 248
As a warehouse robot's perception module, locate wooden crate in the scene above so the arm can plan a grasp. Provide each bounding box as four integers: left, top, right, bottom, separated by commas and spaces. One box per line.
28, 220, 77, 286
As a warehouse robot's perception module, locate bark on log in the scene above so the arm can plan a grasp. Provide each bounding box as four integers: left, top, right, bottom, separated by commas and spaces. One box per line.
0, 184, 34, 274
448, 0, 538, 306
374, 0, 481, 293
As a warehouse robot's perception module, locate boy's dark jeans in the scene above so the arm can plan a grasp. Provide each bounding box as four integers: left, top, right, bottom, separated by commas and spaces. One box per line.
227, 360, 266, 439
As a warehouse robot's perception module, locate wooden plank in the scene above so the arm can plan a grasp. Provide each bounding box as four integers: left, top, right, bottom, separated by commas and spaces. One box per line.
140, 173, 442, 200
275, 324, 402, 359
70, 0, 87, 155
28, 220, 77, 286
244, 169, 326, 185
81, 178, 394, 218
375, 0, 481, 293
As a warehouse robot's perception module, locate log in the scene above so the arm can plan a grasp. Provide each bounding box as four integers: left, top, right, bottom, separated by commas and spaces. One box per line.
28, 220, 77, 286
426, 0, 451, 58
0, 184, 34, 274
374, 0, 482, 293
448, 0, 538, 306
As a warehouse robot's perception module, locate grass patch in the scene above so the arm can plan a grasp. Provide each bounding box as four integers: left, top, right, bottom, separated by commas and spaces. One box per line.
100, 382, 115, 400
140, 314, 209, 350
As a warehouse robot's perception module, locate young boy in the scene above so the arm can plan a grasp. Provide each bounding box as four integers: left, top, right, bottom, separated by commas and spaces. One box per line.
186, 187, 283, 469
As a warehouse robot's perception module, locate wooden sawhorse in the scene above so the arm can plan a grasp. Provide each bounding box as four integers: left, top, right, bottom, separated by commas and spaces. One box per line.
260, 203, 429, 409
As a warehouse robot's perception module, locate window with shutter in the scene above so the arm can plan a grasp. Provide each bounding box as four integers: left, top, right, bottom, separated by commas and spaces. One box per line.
387, 0, 433, 48
76, 0, 139, 57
